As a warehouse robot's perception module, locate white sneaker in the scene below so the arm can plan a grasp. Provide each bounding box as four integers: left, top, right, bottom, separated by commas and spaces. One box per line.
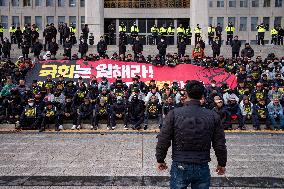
90, 126, 94, 130
71, 125, 76, 130
58, 125, 64, 130
124, 125, 128, 130
107, 126, 110, 130
111, 126, 116, 130
77, 125, 81, 130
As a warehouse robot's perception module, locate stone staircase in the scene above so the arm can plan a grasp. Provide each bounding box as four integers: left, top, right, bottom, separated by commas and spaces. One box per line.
9, 44, 284, 60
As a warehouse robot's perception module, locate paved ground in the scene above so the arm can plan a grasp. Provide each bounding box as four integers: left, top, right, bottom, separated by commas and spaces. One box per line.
0, 132, 284, 189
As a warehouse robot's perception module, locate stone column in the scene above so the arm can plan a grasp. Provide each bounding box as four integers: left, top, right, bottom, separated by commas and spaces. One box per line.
85, 0, 104, 44
190, 0, 209, 45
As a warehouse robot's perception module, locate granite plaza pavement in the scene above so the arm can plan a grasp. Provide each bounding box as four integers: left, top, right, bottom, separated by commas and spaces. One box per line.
0, 130, 283, 189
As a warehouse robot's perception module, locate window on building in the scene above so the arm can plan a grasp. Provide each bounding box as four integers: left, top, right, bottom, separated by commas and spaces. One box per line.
275, 0, 282, 7
46, 0, 54, 6
274, 17, 282, 26
217, 17, 224, 29
147, 19, 155, 33
24, 16, 31, 25
35, 0, 43, 6
263, 17, 270, 30
11, 0, 19, 6
23, 0, 31, 6
209, 17, 213, 25
228, 17, 236, 27
46, 16, 54, 24
58, 16, 65, 24
217, 0, 224, 7
263, 0, 270, 7
240, 0, 248, 7
0, 0, 6, 6
58, 0, 64, 6
69, 0, 76, 7
138, 19, 146, 33
252, 0, 259, 7
80, 0, 85, 7
251, 17, 258, 31
35, 16, 42, 30
240, 17, 247, 31
12, 16, 20, 27
209, 0, 213, 7
69, 16, 76, 27
1, 16, 8, 29
229, 0, 236, 7
81, 16, 85, 28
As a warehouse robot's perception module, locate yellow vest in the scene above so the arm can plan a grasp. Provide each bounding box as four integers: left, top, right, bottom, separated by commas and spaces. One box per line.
271, 28, 278, 35
208, 27, 215, 33
257, 26, 266, 33
177, 27, 185, 34
151, 27, 159, 33
0, 27, 4, 33
131, 26, 139, 33
225, 26, 235, 32
160, 27, 167, 34
119, 25, 126, 32
194, 27, 201, 34
9, 27, 16, 33
167, 27, 175, 34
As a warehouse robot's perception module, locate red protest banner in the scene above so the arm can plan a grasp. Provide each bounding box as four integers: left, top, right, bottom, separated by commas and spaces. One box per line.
27, 59, 237, 88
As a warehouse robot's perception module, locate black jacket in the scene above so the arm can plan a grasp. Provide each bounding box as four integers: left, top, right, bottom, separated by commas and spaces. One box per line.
156, 100, 227, 167
157, 41, 167, 55
97, 40, 107, 54
231, 40, 241, 53
211, 41, 221, 53
32, 42, 43, 55
79, 42, 88, 54
48, 42, 59, 54
132, 40, 143, 53
241, 47, 254, 58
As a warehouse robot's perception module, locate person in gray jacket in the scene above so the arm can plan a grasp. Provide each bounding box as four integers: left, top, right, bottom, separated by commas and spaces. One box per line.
156, 80, 227, 189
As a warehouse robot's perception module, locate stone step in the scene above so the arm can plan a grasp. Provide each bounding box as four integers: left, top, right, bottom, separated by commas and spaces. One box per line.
9, 44, 284, 59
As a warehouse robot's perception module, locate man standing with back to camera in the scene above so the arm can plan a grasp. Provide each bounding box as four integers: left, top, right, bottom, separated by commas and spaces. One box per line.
156, 80, 227, 189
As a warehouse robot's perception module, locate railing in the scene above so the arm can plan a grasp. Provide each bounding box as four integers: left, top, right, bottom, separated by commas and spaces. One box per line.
104, 0, 190, 8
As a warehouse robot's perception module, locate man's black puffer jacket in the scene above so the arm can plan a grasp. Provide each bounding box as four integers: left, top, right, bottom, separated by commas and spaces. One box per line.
156, 100, 227, 167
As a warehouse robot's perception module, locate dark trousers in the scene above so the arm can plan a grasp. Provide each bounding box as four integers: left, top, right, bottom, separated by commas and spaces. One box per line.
271, 35, 278, 45
20, 117, 39, 129
77, 114, 93, 126
257, 33, 265, 45
110, 113, 127, 127
128, 116, 144, 129
278, 36, 283, 45
226, 34, 233, 45
22, 53, 29, 59
119, 33, 127, 44
56, 114, 77, 127
0, 33, 3, 43
59, 33, 64, 45
195, 34, 201, 45
94, 114, 109, 126
3, 52, 10, 59
186, 36, 192, 45
213, 51, 220, 58
170, 161, 210, 189
232, 51, 239, 59
40, 116, 57, 130
44, 39, 50, 51
144, 112, 162, 127
252, 114, 270, 129
109, 34, 115, 45
208, 36, 214, 45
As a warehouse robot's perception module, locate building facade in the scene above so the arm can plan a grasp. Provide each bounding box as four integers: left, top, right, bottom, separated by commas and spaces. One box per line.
0, 0, 283, 45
